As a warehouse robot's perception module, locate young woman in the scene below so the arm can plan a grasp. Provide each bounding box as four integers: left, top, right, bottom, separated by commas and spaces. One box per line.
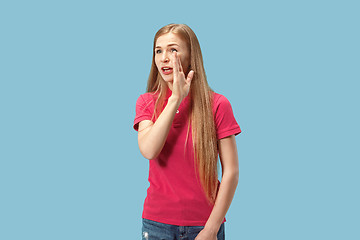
133, 24, 241, 240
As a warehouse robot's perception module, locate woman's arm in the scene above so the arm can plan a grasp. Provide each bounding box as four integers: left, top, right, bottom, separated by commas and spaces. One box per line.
137, 96, 180, 159
138, 52, 194, 160
195, 134, 239, 240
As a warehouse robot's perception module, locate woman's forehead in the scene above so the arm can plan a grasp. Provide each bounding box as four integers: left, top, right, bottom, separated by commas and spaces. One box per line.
156, 33, 187, 48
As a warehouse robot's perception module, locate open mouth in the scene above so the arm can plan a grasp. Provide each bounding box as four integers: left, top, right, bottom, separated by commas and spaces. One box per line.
161, 67, 173, 75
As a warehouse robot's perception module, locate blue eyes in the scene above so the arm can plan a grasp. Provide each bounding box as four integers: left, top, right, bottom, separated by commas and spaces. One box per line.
155, 48, 178, 54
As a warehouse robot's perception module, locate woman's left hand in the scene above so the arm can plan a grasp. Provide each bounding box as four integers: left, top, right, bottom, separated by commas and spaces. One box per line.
195, 228, 217, 240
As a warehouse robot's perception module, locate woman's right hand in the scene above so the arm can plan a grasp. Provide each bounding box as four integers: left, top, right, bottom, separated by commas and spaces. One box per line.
171, 52, 194, 101
137, 52, 194, 160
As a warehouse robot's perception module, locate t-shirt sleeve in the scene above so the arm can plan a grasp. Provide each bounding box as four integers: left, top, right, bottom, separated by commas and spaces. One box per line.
214, 95, 241, 139
133, 94, 154, 131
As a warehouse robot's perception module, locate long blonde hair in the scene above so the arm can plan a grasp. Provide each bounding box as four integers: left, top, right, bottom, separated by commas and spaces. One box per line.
147, 24, 218, 204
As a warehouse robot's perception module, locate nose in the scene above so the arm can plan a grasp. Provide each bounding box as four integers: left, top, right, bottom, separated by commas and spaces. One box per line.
161, 51, 170, 63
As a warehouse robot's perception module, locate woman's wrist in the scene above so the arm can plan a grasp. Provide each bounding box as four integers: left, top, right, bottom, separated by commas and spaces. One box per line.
203, 225, 220, 237
204, 220, 221, 235
168, 95, 182, 108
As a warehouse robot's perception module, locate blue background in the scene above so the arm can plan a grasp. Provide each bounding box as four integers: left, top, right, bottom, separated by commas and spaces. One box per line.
1, 0, 359, 239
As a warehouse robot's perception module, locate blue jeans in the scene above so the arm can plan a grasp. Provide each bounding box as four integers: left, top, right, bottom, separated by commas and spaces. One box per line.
142, 218, 225, 240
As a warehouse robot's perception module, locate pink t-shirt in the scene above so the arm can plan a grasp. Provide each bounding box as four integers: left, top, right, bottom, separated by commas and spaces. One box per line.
133, 90, 241, 226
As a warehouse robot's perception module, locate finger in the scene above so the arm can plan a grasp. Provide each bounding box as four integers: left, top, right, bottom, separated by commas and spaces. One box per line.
172, 52, 179, 74
186, 70, 194, 84
174, 51, 182, 73
171, 52, 179, 73
177, 54, 183, 72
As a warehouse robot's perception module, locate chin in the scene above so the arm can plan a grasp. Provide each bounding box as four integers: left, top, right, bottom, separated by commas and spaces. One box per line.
160, 75, 173, 83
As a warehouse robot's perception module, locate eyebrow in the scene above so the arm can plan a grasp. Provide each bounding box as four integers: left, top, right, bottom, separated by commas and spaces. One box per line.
155, 43, 179, 49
